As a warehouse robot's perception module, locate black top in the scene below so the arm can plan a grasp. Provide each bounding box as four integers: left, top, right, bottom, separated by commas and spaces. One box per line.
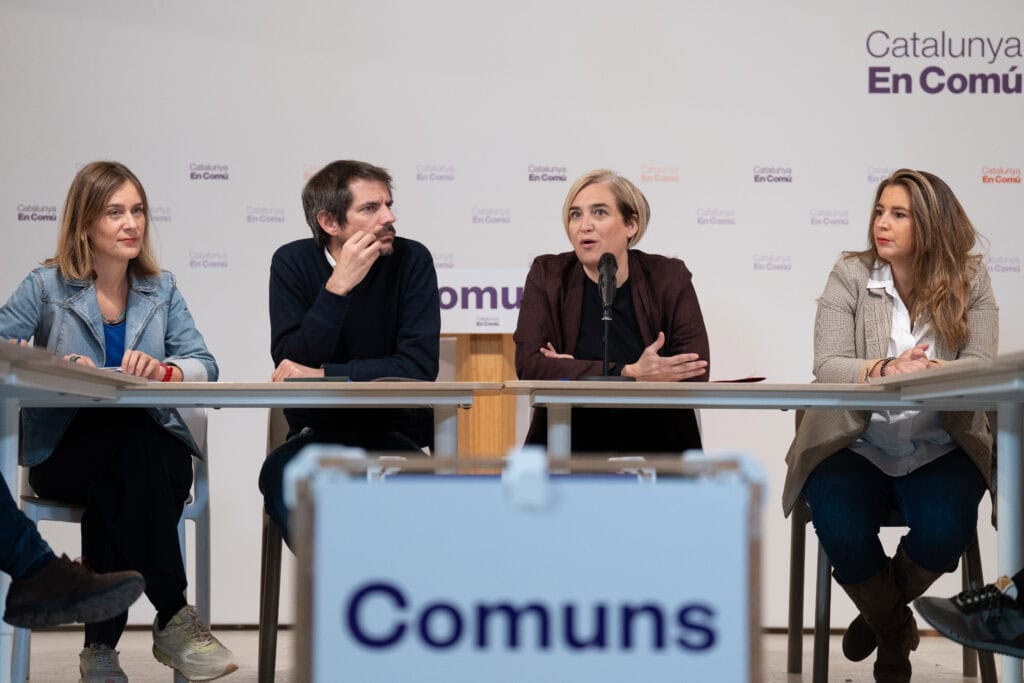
574, 278, 644, 372
269, 236, 440, 443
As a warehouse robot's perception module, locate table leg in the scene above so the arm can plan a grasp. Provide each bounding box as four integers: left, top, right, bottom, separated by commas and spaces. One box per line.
546, 405, 571, 459
1, 398, 19, 683
997, 400, 1024, 683
433, 406, 458, 458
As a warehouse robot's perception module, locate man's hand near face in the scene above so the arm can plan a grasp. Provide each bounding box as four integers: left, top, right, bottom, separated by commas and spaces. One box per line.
325, 230, 383, 296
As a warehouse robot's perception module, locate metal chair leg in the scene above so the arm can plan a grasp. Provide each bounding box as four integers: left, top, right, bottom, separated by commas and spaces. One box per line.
258, 512, 283, 683
962, 536, 997, 683
812, 541, 831, 683
787, 509, 806, 673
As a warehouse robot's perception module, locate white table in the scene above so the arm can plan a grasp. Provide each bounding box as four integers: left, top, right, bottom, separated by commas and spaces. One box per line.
0, 342, 498, 683
20, 380, 500, 459
508, 361, 1024, 683
503, 379, 992, 458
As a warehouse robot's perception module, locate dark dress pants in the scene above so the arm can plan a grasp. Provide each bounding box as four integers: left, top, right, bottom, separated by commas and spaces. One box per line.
29, 408, 192, 646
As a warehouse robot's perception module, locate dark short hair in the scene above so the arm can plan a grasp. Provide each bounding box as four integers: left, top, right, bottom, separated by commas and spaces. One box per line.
301, 160, 393, 247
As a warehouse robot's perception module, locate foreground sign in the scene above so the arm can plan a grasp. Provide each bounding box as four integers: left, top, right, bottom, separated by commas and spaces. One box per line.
291, 451, 763, 682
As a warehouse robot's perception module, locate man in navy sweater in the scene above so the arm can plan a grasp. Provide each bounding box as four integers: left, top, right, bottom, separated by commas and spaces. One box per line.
259, 160, 440, 543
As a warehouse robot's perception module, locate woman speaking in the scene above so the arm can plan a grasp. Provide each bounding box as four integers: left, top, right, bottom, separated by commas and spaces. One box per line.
513, 169, 710, 454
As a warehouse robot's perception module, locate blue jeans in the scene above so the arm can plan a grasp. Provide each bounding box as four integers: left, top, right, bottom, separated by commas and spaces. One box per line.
802, 447, 986, 584
0, 474, 54, 580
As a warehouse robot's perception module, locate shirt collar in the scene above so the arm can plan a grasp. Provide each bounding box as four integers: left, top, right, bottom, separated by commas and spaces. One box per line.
324, 246, 336, 268
866, 262, 895, 297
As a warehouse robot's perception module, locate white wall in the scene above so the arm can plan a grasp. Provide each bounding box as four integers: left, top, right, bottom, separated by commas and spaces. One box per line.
1, 0, 1021, 629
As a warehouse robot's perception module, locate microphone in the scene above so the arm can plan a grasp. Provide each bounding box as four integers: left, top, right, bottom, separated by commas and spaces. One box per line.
580, 252, 632, 380
598, 253, 617, 321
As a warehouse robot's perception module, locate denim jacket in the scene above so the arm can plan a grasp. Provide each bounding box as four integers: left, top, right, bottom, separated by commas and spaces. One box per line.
0, 266, 218, 466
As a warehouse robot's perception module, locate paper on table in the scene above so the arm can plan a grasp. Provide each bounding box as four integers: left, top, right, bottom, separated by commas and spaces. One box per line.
284, 376, 351, 382
711, 376, 766, 383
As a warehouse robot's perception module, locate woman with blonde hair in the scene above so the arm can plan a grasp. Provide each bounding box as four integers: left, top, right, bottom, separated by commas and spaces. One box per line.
783, 169, 998, 682
0, 162, 236, 682
514, 169, 710, 453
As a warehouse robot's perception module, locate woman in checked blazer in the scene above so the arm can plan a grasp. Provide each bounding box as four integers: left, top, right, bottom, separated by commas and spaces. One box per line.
783, 169, 998, 683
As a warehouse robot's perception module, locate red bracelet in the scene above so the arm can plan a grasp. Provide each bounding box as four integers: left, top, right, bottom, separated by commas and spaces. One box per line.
161, 364, 174, 382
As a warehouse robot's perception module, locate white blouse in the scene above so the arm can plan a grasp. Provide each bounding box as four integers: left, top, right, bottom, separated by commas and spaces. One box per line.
849, 264, 957, 476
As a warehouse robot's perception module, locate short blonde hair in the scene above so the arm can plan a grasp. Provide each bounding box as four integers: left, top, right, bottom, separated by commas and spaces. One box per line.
562, 170, 650, 247
45, 161, 159, 280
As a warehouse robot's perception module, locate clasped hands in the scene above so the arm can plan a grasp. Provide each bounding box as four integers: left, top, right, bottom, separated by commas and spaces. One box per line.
878, 343, 941, 377
539, 331, 708, 381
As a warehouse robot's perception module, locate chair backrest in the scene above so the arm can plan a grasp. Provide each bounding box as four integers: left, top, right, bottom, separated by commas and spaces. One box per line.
18, 466, 36, 500
178, 407, 208, 454
438, 336, 457, 382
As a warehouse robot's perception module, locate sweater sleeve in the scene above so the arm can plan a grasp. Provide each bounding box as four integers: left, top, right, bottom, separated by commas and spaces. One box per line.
323, 244, 440, 381
269, 245, 353, 369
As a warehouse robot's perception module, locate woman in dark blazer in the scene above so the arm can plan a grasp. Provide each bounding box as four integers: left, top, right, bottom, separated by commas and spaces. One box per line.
513, 169, 710, 453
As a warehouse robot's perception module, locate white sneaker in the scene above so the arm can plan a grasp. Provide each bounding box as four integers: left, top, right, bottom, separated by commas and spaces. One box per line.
79, 643, 127, 683
152, 605, 238, 681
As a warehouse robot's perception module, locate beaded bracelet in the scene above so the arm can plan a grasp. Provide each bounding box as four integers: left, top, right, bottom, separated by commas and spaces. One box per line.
865, 358, 885, 381
879, 357, 896, 377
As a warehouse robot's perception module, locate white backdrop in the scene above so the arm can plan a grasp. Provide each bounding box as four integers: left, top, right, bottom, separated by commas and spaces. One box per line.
1, 0, 1022, 629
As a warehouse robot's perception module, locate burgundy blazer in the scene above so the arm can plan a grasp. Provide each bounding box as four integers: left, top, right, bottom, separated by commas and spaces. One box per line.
513, 249, 711, 380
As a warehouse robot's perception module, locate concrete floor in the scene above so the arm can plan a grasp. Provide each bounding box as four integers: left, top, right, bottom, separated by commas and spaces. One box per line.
14, 628, 1011, 682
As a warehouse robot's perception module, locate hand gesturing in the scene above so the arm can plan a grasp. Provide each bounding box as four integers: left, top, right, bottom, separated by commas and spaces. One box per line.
622, 332, 707, 382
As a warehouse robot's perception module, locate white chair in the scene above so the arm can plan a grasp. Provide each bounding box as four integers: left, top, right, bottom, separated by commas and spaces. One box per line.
12, 408, 211, 683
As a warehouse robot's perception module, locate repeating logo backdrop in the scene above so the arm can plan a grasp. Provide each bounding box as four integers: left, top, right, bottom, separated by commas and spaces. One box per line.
1, 0, 1020, 628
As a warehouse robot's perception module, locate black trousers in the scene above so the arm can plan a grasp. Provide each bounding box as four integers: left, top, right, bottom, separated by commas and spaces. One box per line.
259, 427, 424, 547
29, 408, 193, 646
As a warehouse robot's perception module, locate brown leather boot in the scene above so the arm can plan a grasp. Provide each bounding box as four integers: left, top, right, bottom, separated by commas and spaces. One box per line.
892, 544, 942, 605
842, 544, 942, 664
872, 604, 918, 683
839, 559, 918, 683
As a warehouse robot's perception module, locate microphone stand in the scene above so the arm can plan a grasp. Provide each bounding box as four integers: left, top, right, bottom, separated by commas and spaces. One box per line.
581, 254, 634, 381
581, 301, 634, 381
602, 305, 612, 377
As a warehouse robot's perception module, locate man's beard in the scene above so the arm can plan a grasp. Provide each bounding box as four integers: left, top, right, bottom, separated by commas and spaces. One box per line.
376, 224, 397, 256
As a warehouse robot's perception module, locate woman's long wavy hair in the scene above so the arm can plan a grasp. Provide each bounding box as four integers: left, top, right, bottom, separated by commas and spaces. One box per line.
852, 168, 983, 350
